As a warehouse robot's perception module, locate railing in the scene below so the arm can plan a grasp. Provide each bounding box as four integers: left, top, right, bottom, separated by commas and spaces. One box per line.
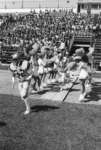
74, 31, 93, 37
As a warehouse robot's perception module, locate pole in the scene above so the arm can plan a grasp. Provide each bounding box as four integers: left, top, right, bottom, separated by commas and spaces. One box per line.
58, 0, 59, 9
62, 77, 78, 102
39, 0, 41, 9
21, 0, 23, 8
5, 0, 7, 9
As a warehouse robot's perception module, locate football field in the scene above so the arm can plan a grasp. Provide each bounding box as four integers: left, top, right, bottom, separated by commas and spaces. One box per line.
0, 69, 101, 150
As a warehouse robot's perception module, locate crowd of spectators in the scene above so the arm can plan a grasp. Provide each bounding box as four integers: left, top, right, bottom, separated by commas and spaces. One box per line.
1, 9, 100, 102
0, 9, 100, 62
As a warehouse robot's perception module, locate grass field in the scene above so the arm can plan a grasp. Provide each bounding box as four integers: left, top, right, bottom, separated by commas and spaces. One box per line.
0, 68, 101, 150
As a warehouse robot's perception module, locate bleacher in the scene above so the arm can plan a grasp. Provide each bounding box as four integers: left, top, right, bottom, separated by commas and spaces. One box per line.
70, 32, 101, 71
0, 45, 19, 63
93, 37, 101, 70
74, 31, 93, 44
70, 32, 93, 55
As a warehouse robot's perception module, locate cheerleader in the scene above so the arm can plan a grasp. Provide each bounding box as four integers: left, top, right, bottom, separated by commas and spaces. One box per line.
38, 53, 46, 88
10, 53, 32, 115
30, 54, 41, 92
9, 53, 18, 88
78, 54, 91, 102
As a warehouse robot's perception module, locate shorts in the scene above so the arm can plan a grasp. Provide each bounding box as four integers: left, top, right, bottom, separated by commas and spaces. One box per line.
79, 69, 88, 80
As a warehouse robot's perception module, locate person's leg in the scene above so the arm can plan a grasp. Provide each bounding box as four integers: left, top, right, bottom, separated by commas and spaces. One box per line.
37, 76, 41, 91
11, 73, 16, 88
12, 76, 15, 88
53, 70, 57, 79
30, 75, 38, 93
33, 76, 37, 91
48, 70, 52, 79
48, 70, 54, 83
46, 69, 51, 84
88, 73, 92, 84
39, 74, 44, 89
18, 81, 30, 115
81, 80, 86, 94
31, 75, 35, 90
23, 98, 30, 115
79, 79, 86, 101
51, 70, 56, 83
41, 73, 47, 87
43, 72, 46, 82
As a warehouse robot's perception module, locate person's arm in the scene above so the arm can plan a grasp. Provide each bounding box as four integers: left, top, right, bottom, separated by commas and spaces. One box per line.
21, 60, 29, 70
9, 63, 17, 73
78, 62, 83, 72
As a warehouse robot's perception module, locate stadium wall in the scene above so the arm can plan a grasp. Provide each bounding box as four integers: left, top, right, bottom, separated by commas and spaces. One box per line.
0, 0, 77, 9
78, 0, 101, 14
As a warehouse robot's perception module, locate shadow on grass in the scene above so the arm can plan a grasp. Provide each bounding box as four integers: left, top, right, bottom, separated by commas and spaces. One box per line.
34, 89, 49, 95
30, 81, 79, 94
83, 81, 101, 102
0, 121, 6, 127
31, 105, 59, 112
68, 88, 80, 92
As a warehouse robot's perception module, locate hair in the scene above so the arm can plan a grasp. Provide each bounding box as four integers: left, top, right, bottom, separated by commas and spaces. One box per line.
82, 54, 89, 64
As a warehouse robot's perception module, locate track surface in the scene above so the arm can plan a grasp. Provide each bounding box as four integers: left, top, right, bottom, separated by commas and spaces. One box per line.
0, 69, 101, 150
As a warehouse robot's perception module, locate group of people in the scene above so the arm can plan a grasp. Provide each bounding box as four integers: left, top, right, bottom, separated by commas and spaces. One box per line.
0, 9, 96, 115
9, 40, 68, 115
9, 39, 94, 115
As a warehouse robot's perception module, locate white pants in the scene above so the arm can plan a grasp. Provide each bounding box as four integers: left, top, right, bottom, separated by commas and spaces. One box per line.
18, 81, 30, 99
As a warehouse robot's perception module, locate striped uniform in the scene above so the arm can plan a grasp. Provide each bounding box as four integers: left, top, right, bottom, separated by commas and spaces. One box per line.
10, 59, 32, 100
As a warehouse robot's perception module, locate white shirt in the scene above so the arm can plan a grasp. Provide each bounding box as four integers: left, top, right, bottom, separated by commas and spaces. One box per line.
38, 58, 45, 74
10, 62, 17, 71
59, 42, 65, 50
21, 60, 28, 70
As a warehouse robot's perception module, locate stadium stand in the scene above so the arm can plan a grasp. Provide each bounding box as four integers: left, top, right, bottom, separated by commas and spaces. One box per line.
0, 10, 100, 72
70, 33, 93, 55
94, 37, 101, 70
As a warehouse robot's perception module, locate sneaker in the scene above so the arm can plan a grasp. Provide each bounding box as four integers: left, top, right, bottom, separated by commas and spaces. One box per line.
24, 110, 30, 115
83, 92, 86, 98
31, 90, 38, 94
42, 83, 47, 87
39, 85, 44, 90
37, 87, 40, 92
79, 94, 84, 102
51, 79, 56, 83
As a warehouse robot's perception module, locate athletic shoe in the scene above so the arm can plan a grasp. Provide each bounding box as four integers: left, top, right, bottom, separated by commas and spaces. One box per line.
51, 79, 56, 83
42, 83, 47, 87
31, 90, 38, 94
24, 110, 30, 115
79, 94, 84, 102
